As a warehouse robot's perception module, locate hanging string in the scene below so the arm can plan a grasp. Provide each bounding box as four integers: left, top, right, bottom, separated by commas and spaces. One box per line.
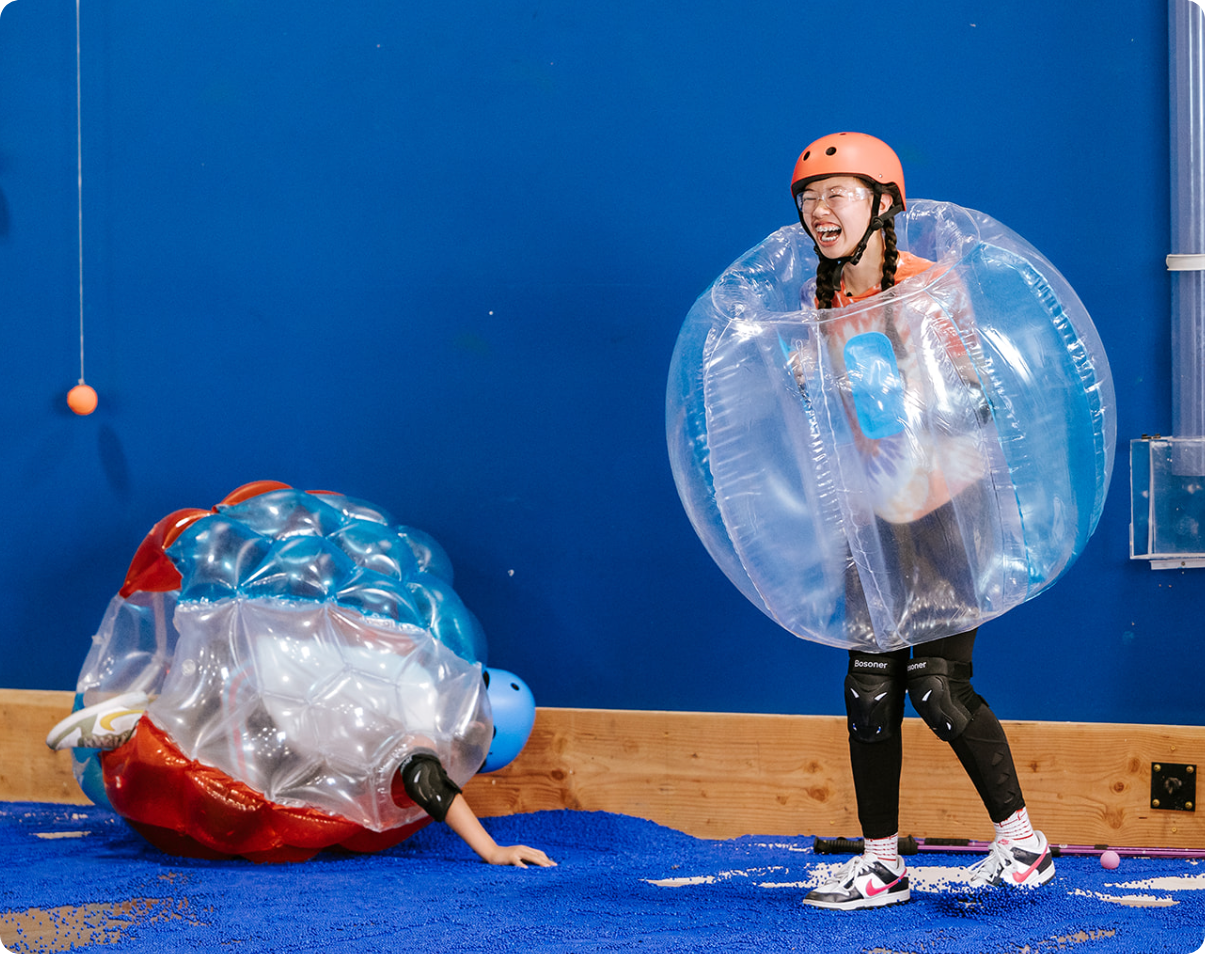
67, 0, 96, 416
76, 0, 84, 386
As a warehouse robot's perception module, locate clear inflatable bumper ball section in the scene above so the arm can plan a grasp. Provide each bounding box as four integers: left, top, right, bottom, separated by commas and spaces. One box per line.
667, 202, 1115, 652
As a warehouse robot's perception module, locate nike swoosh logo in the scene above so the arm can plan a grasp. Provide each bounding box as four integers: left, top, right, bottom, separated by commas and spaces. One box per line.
866, 875, 903, 897
99, 709, 141, 731
1011, 848, 1049, 884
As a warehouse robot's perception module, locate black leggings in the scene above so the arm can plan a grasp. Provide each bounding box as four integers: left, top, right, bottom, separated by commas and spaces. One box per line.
847, 629, 1026, 839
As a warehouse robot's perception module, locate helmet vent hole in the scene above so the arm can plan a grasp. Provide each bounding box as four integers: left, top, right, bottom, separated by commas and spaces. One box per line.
825, 146, 837, 156
802, 150, 811, 161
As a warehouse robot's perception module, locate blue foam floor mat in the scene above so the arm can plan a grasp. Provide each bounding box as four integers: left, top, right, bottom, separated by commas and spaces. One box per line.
1, 802, 1203, 953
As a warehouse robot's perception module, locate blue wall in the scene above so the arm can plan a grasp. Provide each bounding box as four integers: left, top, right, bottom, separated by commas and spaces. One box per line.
0, 1, 1193, 724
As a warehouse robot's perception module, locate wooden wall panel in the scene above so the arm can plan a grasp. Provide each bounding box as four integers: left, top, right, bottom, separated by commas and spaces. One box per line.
0, 690, 87, 805
7, 691, 1204, 848
466, 709, 1205, 848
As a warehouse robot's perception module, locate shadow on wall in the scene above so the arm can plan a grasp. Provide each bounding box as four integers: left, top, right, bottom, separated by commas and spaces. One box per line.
98, 425, 131, 502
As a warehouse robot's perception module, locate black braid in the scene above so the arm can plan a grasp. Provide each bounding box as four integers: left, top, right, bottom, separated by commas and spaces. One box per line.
880, 218, 899, 291
879, 217, 905, 360
815, 257, 841, 309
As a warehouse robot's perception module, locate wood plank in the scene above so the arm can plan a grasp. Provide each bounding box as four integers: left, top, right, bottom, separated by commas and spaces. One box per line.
0, 690, 85, 805
7, 691, 1204, 849
464, 708, 1205, 849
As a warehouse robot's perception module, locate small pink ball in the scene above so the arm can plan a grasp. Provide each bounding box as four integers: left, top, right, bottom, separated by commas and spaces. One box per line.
1100, 850, 1120, 870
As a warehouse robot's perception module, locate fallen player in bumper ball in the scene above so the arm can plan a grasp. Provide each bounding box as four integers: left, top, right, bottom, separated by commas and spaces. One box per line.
47, 480, 553, 868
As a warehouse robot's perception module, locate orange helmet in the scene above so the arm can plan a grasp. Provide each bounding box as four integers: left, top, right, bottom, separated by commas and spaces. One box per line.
791, 132, 906, 214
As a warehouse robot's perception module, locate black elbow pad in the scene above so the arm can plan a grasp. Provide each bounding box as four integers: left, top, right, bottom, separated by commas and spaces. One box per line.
399, 753, 462, 822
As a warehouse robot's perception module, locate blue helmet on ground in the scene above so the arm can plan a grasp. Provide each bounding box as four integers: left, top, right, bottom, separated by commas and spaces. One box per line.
479, 668, 536, 773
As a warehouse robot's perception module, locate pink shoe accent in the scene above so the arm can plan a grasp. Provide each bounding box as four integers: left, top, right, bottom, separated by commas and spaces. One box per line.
1011, 847, 1051, 884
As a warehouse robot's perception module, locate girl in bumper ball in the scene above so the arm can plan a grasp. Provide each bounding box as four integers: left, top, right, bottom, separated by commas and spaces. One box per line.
667, 133, 1115, 909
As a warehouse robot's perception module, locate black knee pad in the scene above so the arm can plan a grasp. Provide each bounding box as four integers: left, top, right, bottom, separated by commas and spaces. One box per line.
845, 654, 906, 743
906, 656, 982, 742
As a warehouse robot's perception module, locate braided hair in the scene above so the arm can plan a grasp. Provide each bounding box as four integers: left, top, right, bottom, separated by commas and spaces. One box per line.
815, 257, 842, 310
880, 218, 900, 291
814, 191, 900, 309
879, 218, 905, 359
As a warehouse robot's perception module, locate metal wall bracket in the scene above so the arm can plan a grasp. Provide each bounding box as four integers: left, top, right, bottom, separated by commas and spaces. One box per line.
1151, 763, 1197, 811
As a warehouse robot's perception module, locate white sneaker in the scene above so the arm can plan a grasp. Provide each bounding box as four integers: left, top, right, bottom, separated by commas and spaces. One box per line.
803, 852, 910, 910
967, 832, 1055, 889
46, 691, 150, 751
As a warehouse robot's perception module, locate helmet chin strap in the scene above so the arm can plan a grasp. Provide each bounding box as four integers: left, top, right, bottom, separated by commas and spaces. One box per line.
842, 217, 884, 267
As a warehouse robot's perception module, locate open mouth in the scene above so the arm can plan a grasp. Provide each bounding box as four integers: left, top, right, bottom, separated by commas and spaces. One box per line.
814, 223, 842, 247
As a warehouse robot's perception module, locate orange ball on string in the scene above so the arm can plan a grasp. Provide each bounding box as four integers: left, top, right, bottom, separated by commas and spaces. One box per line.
67, 383, 98, 416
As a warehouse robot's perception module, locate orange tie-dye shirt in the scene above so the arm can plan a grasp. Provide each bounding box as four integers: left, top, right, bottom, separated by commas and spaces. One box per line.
809, 252, 988, 523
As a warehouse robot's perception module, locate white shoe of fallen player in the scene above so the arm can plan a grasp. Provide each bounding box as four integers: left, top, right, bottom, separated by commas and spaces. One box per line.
45, 691, 149, 751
